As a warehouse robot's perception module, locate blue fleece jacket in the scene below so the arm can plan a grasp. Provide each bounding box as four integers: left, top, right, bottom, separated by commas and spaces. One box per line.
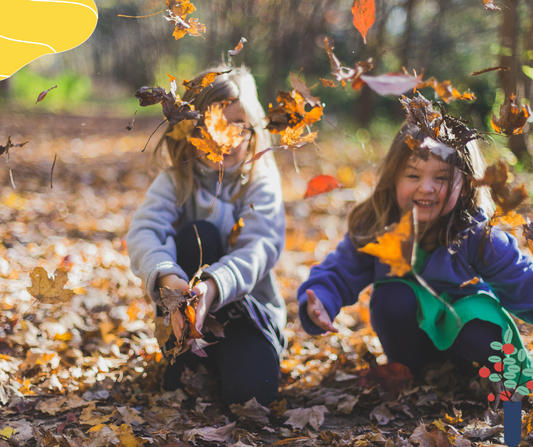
298, 213, 533, 335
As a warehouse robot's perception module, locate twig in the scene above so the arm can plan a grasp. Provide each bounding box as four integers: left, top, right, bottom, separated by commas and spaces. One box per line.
13, 300, 38, 327
193, 224, 203, 273
9, 169, 15, 189
143, 119, 168, 152
117, 9, 166, 18
50, 153, 57, 188
208, 163, 224, 214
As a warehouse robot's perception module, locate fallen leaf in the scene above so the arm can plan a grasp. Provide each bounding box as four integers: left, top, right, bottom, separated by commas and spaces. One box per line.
284, 405, 328, 430
184, 422, 236, 442
352, 0, 375, 43
79, 402, 112, 426
228, 37, 247, 58
230, 397, 271, 424
409, 423, 435, 447
36, 85, 58, 104
360, 73, 423, 96
358, 210, 413, 277
268, 438, 310, 446
491, 94, 531, 136
469, 66, 509, 76
369, 403, 394, 425
26, 267, 74, 304
304, 175, 341, 198
116, 406, 145, 426
228, 218, 245, 248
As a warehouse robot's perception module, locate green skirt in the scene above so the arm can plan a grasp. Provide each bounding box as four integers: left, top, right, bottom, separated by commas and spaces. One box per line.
373, 276, 532, 370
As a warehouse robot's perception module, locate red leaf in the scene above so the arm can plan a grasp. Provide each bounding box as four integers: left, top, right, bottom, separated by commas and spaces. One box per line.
304, 175, 341, 198
360, 73, 422, 96
352, 0, 375, 44
36, 85, 57, 104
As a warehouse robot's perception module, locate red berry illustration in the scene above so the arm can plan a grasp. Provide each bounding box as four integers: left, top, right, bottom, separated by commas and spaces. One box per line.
479, 366, 490, 378
500, 391, 510, 401
494, 362, 503, 372
527, 380, 533, 390
488, 393, 495, 402
502, 343, 515, 355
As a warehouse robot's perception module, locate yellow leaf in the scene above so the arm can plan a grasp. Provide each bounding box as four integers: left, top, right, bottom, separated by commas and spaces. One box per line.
183, 71, 221, 94
26, 267, 74, 304
0, 427, 15, 439
167, 119, 196, 141
358, 211, 413, 277
228, 218, 245, 247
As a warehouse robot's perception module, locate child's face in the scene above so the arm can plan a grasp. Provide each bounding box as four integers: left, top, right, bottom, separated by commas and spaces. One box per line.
395, 155, 463, 222
197, 100, 251, 170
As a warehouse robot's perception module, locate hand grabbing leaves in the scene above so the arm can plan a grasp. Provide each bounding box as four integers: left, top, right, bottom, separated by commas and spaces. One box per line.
358, 210, 414, 277
27, 267, 74, 304
491, 94, 531, 136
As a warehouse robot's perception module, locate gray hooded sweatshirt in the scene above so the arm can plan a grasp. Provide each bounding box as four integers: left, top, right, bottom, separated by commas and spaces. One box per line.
126, 155, 286, 355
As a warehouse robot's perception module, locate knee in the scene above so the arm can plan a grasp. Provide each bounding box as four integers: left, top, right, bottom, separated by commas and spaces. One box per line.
370, 282, 418, 321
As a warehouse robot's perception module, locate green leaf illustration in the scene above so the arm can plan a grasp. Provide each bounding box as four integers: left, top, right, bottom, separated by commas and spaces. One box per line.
516, 385, 530, 396
508, 365, 521, 373
489, 355, 502, 363
490, 341, 503, 350
504, 328, 513, 344
523, 368, 533, 376
504, 379, 517, 388
504, 372, 516, 380
504, 358, 517, 365
518, 349, 526, 362
489, 373, 502, 382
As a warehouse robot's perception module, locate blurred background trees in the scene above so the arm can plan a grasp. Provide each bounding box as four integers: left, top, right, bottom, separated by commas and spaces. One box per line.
0, 0, 531, 166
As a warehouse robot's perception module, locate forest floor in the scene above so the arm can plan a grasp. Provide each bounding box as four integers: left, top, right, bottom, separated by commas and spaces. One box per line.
1, 111, 533, 447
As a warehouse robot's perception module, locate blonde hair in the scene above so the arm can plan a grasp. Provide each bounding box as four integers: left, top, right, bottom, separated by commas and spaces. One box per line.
348, 123, 493, 250
152, 65, 271, 204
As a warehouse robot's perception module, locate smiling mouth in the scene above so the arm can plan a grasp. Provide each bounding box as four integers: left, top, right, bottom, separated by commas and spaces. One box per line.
413, 200, 437, 208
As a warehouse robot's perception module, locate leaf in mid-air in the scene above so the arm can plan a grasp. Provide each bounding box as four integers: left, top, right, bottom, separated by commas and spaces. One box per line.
491, 94, 531, 136
27, 267, 74, 304
36, 85, 57, 104
473, 161, 527, 214
416, 77, 476, 103
304, 175, 341, 198
324, 37, 373, 88
358, 211, 414, 277
320, 78, 337, 88
359, 73, 422, 96
480, 0, 500, 11
351, 0, 375, 44
183, 70, 231, 95
228, 218, 245, 248
290, 73, 321, 107
165, 0, 206, 40
267, 90, 323, 133
228, 37, 247, 58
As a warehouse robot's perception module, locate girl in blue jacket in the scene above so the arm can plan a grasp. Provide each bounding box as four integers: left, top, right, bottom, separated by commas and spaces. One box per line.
127, 67, 286, 405
298, 95, 533, 377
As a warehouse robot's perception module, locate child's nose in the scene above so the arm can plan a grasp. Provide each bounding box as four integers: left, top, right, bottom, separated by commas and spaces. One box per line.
418, 179, 436, 193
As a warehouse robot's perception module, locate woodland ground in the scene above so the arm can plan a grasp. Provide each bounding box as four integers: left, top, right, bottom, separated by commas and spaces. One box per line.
1, 111, 533, 446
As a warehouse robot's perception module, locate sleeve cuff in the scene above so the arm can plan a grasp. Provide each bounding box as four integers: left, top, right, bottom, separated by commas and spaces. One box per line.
202, 262, 237, 311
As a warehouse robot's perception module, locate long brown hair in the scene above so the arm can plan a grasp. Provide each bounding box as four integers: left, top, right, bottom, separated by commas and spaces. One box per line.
152, 65, 272, 204
348, 123, 492, 251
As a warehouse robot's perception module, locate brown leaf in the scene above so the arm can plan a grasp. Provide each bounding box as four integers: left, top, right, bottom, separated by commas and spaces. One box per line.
228, 37, 247, 57
160, 286, 189, 314
266, 89, 323, 133
352, 0, 375, 44
154, 316, 173, 347
36, 85, 57, 104
248, 127, 318, 163
228, 217, 245, 247
284, 405, 328, 430
183, 70, 231, 95
491, 94, 531, 136
304, 175, 341, 198
0, 136, 29, 157
230, 397, 271, 424
172, 17, 206, 40
26, 267, 74, 304
469, 66, 509, 76
290, 73, 321, 107
358, 210, 413, 277
320, 78, 337, 88
417, 77, 476, 103
202, 315, 226, 338
324, 37, 373, 86
267, 438, 310, 446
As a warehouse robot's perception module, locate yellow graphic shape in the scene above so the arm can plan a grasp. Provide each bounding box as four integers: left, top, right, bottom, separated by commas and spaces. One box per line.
0, 0, 98, 80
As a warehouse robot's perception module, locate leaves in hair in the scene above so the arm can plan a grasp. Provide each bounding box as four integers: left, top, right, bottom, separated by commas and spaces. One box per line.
491, 94, 531, 136
304, 175, 342, 198
324, 36, 373, 88
358, 210, 414, 277
473, 161, 527, 215
266, 89, 323, 134
183, 70, 232, 95
165, 0, 206, 40
351, 0, 375, 44
416, 77, 476, 103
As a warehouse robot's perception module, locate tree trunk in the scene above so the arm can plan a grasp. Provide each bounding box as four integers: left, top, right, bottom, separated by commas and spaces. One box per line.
400, 0, 416, 70
498, 0, 530, 168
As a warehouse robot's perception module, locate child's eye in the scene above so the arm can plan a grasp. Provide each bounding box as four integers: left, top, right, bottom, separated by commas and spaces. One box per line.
436, 176, 449, 181
407, 174, 419, 179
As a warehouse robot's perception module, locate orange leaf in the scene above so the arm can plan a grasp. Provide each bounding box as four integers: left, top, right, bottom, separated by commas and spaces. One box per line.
320, 78, 337, 88
416, 77, 476, 103
183, 71, 228, 94
228, 217, 245, 247
228, 37, 247, 57
351, 0, 375, 44
480, 0, 500, 11
266, 89, 323, 133
460, 277, 480, 288
358, 211, 413, 277
185, 305, 203, 339
304, 175, 341, 198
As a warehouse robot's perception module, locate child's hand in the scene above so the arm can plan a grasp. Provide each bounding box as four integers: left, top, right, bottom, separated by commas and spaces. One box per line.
306, 289, 338, 333
191, 278, 219, 334
157, 274, 190, 340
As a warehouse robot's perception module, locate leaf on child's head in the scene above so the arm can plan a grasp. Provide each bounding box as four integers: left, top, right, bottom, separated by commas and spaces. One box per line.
358, 210, 413, 277
304, 175, 341, 198
491, 94, 531, 136
183, 70, 231, 95
27, 267, 74, 304
473, 161, 527, 214
228, 217, 245, 248
228, 37, 247, 58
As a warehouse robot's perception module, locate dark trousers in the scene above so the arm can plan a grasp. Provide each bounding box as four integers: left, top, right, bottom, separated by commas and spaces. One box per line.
370, 281, 502, 377
161, 221, 280, 406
